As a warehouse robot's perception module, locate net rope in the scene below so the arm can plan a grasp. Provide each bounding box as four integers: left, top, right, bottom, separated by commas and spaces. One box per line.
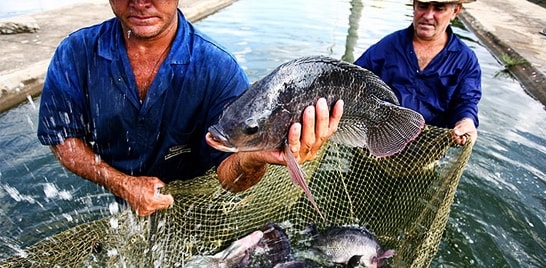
2, 125, 473, 267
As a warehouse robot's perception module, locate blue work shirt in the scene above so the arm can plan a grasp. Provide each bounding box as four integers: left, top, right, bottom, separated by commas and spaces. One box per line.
37, 10, 250, 182
355, 25, 481, 128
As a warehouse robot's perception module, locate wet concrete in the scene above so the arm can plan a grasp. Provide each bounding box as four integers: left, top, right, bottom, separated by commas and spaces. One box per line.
0, 0, 545, 113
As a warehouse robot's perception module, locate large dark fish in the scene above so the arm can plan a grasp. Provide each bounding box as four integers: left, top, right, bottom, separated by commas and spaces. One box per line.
206, 56, 425, 218
309, 225, 395, 268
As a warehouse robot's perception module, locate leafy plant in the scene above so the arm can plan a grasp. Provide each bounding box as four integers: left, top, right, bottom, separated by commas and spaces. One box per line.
500, 53, 527, 67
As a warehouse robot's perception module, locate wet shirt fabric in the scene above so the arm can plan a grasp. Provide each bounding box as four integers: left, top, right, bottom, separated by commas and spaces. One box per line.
354, 25, 481, 128
37, 10, 250, 182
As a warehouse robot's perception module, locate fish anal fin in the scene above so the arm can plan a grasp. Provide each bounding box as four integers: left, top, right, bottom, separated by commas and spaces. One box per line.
283, 146, 325, 220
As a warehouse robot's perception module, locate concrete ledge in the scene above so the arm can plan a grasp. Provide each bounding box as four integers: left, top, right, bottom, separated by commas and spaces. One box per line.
0, 78, 43, 114
459, 10, 546, 106
181, 0, 236, 22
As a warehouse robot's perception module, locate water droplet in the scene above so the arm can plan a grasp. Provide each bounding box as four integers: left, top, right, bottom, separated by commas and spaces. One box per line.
109, 217, 119, 229
26, 95, 37, 110
109, 202, 120, 215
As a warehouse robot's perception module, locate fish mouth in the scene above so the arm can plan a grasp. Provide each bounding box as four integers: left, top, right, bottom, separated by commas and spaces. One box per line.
206, 126, 238, 153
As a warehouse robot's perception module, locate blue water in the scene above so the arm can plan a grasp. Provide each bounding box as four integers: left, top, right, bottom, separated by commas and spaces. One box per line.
1, 0, 545, 266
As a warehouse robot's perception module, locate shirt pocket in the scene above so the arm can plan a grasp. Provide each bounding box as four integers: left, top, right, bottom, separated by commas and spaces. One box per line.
162, 123, 199, 160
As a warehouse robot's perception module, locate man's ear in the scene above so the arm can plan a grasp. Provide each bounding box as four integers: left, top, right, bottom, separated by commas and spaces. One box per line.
452, 3, 463, 18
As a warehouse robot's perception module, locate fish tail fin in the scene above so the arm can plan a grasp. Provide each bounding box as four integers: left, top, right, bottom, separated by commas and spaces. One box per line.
284, 146, 325, 221
367, 104, 425, 157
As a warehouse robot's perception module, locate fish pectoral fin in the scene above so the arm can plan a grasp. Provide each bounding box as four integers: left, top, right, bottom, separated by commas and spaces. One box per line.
213, 245, 235, 260
379, 249, 396, 259
330, 119, 369, 148
283, 146, 325, 220
366, 103, 425, 157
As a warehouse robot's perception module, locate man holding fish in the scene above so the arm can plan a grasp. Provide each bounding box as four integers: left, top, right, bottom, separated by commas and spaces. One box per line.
37, 0, 343, 216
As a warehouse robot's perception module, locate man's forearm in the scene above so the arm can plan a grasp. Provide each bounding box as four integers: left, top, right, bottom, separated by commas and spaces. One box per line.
50, 137, 128, 198
216, 152, 268, 193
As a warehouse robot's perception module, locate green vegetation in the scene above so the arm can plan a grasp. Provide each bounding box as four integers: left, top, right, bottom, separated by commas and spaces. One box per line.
493, 53, 527, 79
500, 53, 527, 67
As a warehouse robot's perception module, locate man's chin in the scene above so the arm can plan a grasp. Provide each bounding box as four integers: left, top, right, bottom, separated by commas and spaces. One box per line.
126, 26, 162, 39
414, 28, 436, 40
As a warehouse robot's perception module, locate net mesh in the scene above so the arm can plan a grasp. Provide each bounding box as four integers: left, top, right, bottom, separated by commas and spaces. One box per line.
2, 125, 473, 267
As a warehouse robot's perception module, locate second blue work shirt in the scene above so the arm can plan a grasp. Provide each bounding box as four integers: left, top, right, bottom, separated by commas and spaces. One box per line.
355, 25, 482, 128
37, 10, 250, 182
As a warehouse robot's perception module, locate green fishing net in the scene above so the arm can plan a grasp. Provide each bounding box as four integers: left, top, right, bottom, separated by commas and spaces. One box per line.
2, 125, 473, 267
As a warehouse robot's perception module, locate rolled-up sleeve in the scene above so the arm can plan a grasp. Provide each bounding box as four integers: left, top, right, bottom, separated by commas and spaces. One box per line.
37, 37, 88, 146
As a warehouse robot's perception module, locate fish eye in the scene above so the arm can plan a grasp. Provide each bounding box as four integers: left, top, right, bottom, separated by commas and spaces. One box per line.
348, 255, 364, 267
242, 118, 259, 135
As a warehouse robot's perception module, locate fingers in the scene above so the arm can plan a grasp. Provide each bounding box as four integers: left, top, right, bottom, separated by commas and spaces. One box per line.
453, 131, 477, 145
136, 192, 174, 216
128, 177, 174, 216
452, 118, 477, 145
330, 99, 344, 130
451, 132, 467, 145
300, 105, 317, 159
289, 98, 344, 163
288, 122, 303, 158
314, 98, 330, 139
307, 98, 333, 157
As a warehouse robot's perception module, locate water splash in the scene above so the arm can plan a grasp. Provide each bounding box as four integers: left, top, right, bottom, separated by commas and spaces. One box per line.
25, 95, 36, 110
2, 184, 37, 204
43, 182, 72, 201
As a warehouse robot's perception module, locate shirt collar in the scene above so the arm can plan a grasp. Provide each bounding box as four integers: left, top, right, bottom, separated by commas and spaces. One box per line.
444, 25, 461, 52
98, 9, 191, 64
